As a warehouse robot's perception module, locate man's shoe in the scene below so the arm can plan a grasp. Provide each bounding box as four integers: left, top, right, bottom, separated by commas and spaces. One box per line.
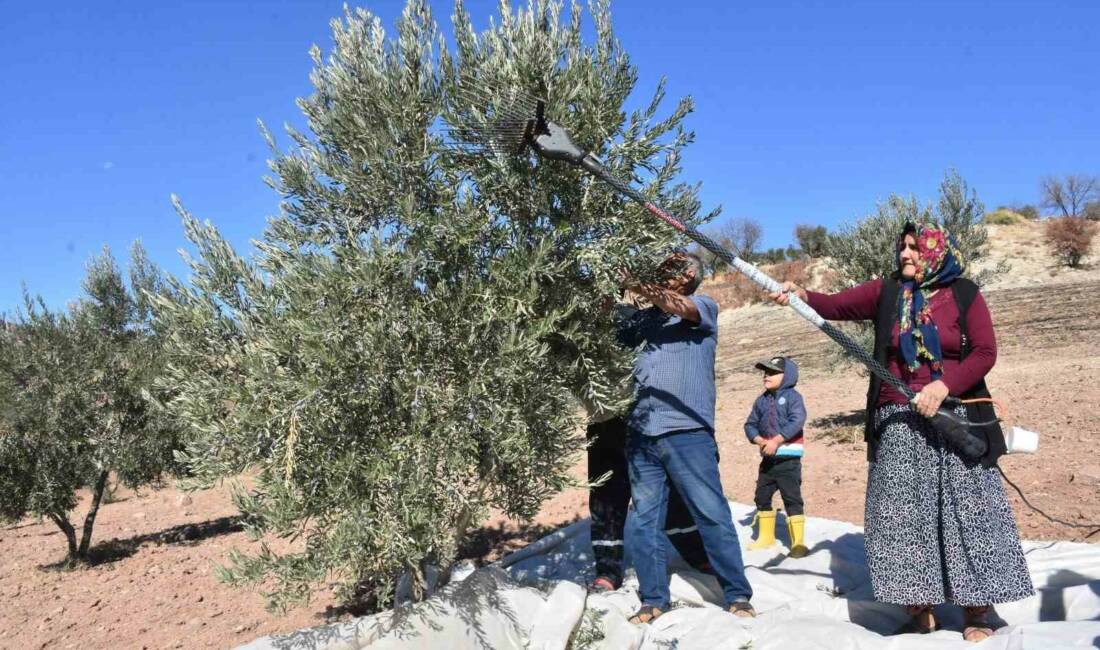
628, 605, 664, 624
728, 600, 756, 618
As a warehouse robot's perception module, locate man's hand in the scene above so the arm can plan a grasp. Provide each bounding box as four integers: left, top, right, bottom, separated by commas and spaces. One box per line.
620, 275, 700, 322
616, 268, 641, 292
762, 436, 782, 457
912, 379, 950, 418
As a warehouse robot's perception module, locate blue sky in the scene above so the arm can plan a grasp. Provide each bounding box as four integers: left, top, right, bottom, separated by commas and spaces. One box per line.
2, 0, 1097, 312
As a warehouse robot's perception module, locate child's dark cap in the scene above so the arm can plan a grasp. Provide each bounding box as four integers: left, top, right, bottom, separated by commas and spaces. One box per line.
754, 356, 786, 375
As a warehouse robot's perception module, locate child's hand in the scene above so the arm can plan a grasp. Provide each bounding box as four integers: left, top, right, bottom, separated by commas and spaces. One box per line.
762, 437, 782, 456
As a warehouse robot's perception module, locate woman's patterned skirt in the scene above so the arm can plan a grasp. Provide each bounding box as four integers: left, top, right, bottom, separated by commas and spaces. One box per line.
864, 403, 1034, 606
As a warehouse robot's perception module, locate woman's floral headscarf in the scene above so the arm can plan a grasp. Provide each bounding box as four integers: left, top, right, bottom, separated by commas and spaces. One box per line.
896, 222, 966, 378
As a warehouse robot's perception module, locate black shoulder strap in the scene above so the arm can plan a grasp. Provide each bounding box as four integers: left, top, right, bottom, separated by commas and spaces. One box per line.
865, 278, 901, 460
952, 278, 978, 359
949, 277, 1003, 465
877, 278, 900, 318
874, 278, 900, 351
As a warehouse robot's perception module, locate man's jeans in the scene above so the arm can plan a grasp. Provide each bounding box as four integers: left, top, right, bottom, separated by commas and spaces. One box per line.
626, 428, 752, 609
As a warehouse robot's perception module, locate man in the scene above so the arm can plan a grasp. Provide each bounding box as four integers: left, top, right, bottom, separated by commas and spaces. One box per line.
618, 252, 755, 623
587, 288, 715, 593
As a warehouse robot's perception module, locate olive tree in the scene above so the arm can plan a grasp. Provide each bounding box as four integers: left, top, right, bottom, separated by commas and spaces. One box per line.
0, 245, 183, 563
154, 0, 711, 611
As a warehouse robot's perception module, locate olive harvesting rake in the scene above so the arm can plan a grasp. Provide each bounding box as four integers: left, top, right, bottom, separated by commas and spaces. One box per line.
444, 84, 992, 460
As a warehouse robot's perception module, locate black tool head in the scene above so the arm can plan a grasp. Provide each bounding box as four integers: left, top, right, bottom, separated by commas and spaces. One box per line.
528, 118, 587, 164
930, 408, 989, 459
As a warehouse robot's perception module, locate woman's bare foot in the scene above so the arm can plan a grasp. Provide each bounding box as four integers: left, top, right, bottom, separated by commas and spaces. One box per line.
963, 605, 994, 643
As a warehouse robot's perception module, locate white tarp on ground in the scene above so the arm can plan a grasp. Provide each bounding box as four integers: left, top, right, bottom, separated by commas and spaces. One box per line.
240, 502, 1100, 650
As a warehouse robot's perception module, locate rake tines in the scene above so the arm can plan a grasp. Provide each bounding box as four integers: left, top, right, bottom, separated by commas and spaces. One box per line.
442, 80, 544, 157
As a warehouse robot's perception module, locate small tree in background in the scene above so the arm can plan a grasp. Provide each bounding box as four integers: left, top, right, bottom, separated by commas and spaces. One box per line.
154, 0, 711, 611
720, 217, 763, 261
826, 170, 998, 288
1041, 174, 1099, 218
1084, 201, 1100, 222
755, 247, 787, 264
691, 217, 762, 276
794, 224, 828, 257
0, 245, 183, 563
1045, 217, 1097, 267
823, 171, 1001, 363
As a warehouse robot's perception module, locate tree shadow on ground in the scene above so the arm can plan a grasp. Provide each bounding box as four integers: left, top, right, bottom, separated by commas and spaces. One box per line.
809, 409, 866, 445
275, 567, 524, 650
316, 515, 585, 623
457, 515, 584, 565
320, 596, 383, 622
1037, 569, 1100, 622
3, 520, 42, 532
38, 515, 245, 570
810, 409, 865, 430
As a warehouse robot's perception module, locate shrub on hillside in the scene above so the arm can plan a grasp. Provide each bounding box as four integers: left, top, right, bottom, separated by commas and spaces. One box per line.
984, 209, 1026, 225
774, 260, 811, 291
704, 273, 767, 309
1044, 216, 1098, 268
1084, 201, 1100, 222
1015, 204, 1040, 220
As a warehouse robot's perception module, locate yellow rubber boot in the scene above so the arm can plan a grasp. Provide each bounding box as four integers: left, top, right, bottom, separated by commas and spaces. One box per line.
747, 510, 777, 550
787, 514, 808, 558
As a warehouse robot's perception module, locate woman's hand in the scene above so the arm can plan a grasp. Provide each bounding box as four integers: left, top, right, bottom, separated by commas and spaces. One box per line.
912, 380, 950, 418
769, 281, 807, 306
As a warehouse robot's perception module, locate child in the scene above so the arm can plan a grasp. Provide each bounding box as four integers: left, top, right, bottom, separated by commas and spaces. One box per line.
743, 356, 808, 558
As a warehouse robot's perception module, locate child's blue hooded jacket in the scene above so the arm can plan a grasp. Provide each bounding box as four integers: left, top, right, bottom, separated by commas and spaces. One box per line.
743, 357, 806, 457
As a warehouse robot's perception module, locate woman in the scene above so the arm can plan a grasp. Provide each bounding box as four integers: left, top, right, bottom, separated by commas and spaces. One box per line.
773, 223, 1033, 642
